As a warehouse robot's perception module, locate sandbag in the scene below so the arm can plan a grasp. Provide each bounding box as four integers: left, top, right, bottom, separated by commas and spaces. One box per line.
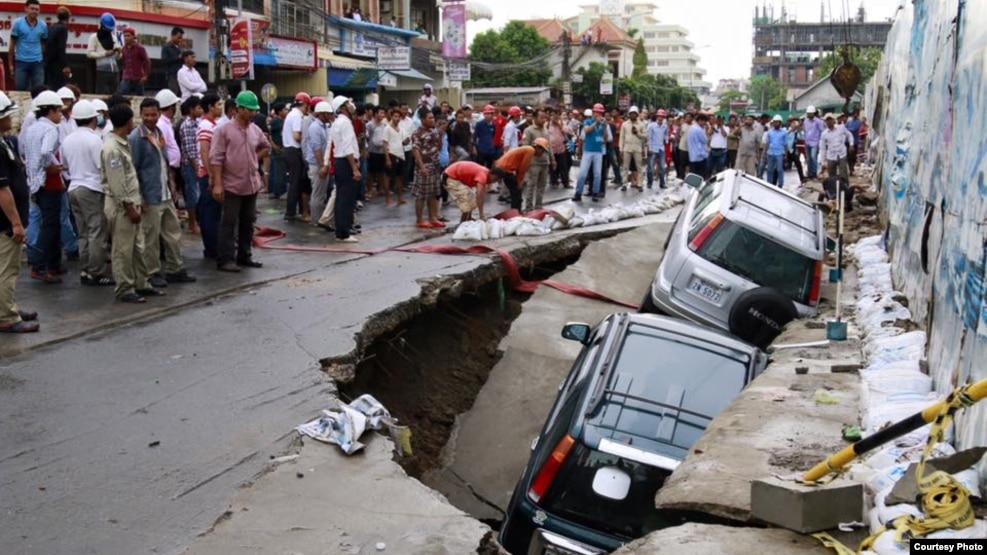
453, 221, 485, 241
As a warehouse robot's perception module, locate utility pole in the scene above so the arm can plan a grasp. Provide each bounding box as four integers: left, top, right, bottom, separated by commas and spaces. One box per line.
561, 31, 571, 109
238, 0, 247, 91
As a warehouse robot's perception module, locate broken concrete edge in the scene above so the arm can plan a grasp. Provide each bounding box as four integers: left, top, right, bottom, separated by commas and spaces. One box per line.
654, 279, 864, 525
318, 225, 641, 383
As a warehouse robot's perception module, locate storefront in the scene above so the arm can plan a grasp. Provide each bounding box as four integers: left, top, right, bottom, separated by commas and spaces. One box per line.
326, 16, 423, 103
0, 2, 209, 92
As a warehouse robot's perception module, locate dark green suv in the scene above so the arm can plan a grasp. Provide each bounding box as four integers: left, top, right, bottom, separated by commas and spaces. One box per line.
498, 313, 767, 554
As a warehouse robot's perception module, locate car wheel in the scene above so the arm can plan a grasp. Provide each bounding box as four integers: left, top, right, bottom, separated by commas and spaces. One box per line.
638, 287, 662, 314
727, 287, 798, 349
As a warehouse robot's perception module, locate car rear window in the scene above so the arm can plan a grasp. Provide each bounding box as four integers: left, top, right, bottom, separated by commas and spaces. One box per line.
541, 443, 675, 539
594, 328, 749, 455
697, 219, 815, 304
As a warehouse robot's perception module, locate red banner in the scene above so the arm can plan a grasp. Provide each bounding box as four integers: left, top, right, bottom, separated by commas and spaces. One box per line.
230, 18, 253, 79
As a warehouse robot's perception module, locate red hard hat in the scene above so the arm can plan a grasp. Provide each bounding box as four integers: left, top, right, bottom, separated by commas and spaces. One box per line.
309, 96, 325, 107
294, 92, 311, 105
483, 104, 495, 114
592, 103, 605, 113
508, 106, 522, 117
657, 109, 667, 117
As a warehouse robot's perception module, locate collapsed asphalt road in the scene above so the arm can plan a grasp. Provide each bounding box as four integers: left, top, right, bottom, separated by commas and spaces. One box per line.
0, 187, 683, 555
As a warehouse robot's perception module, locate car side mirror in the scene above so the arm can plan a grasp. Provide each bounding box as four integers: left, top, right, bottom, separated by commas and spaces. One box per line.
561, 322, 591, 344
683, 173, 704, 188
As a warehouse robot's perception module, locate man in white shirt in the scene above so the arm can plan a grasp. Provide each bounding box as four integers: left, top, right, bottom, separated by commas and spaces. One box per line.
398, 102, 416, 188
62, 100, 113, 286
326, 96, 361, 242
819, 114, 853, 181
419, 84, 437, 110
708, 115, 729, 174
177, 50, 207, 101
282, 93, 309, 220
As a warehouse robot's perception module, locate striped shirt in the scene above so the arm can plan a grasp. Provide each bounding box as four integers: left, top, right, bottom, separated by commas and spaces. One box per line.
196, 116, 216, 178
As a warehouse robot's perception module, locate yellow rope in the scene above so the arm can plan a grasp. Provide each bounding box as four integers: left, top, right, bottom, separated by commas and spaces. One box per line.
812, 384, 977, 553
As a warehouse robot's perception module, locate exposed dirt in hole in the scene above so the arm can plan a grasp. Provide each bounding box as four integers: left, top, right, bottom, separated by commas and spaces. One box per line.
339, 255, 581, 478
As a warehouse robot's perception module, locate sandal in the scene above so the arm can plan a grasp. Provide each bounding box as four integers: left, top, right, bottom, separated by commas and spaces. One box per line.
0, 320, 39, 333
429, 221, 446, 229
415, 222, 432, 229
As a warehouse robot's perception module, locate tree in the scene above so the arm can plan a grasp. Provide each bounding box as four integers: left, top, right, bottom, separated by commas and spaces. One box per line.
632, 38, 647, 79
467, 21, 553, 88
815, 46, 883, 92
571, 62, 698, 109
747, 75, 787, 111
717, 90, 748, 113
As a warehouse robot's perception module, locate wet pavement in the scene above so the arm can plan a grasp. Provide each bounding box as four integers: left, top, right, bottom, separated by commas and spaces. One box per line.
0, 177, 681, 555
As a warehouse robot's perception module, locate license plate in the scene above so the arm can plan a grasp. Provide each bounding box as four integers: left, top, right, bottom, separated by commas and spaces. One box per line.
688, 277, 723, 303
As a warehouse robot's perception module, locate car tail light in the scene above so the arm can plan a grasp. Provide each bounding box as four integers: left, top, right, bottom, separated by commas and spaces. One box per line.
808, 260, 823, 306
688, 214, 724, 251
528, 435, 575, 503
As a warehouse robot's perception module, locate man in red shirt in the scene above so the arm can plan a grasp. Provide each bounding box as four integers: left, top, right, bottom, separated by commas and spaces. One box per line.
492, 101, 507, 157
444, 161, 506, 223
119, 27, 150, 95
494, 139, 547, 211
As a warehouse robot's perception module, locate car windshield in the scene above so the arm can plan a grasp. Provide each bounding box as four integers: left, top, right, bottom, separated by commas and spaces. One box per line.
541, 443, 675, 539
697, 220, 815, 303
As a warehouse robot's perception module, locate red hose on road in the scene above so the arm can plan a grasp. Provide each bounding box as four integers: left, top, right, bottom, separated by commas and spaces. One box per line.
251, 226, 640, 310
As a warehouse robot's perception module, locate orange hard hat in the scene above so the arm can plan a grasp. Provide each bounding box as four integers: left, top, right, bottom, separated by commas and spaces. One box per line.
508, 106, 522, 117
294, 92, 311, 105
483, 104, 495, 114
593, 103, 606, 113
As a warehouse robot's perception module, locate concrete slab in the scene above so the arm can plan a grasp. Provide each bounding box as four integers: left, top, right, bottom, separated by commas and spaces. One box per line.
654, 279, 864, 522
422, 220, 677, 521
612, 523, 830, 555
184, 436, 488, 555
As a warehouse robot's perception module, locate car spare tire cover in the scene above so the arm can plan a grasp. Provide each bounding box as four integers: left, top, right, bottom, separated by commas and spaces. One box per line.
728, 287, 798, 349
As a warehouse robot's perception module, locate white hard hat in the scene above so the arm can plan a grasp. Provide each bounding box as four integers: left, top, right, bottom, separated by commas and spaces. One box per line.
33, 90, 65, 109
628, 105, 639, 114
583, 109, 592, 117
806, 105, 817, 114
155, 89, 181, 109
56, 87, 76, 101
331, 96, 352, 112
91, 99, 109, 112
771, 114, 783, 122
72, 100, 98, 120
0, 91, 18, 120
314, 101, 333, 114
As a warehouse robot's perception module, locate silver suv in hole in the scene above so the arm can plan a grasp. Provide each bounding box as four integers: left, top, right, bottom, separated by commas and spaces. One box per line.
640, 170, 826, 348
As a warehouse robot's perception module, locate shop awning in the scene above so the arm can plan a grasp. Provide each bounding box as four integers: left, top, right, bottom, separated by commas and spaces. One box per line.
387, 68, 434, 81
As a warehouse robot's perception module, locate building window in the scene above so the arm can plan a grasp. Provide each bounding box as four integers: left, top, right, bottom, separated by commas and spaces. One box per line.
657, 32, 669, 38
656, 45, 669, 52
644, 32, 656, 39
654, 60, 669, 67
646, 46, 656, 52
788, 68, 796, 83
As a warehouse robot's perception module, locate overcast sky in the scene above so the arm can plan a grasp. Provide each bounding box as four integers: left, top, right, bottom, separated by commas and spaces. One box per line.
466, 0, 903, 84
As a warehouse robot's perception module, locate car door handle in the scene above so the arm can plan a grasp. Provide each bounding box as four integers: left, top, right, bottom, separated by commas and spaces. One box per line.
692, 269, 732, 290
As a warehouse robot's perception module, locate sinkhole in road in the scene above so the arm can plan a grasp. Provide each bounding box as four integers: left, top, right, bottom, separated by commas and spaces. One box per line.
338, 254, 581, 485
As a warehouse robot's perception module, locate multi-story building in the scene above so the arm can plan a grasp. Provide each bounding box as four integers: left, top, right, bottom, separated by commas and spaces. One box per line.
752, 2, 892, 89
523, 18, 637, 80
561, 2, 711, 94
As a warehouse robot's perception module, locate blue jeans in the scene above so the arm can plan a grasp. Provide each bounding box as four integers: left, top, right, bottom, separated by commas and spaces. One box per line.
118, 80, 145, 96
26, 193, 78, 265
14, 60, 44, 91
766, 154, 785, 187
29, 190, 63, 272
575, 151, 604, 196
182, 164, 201, 210
196, 176, 221, 259
647, 151, 666, 188
710, 149, 728, 175
806, 144, 820, 177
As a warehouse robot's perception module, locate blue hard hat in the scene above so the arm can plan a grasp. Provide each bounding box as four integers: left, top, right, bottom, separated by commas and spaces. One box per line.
100, 13, 116, 30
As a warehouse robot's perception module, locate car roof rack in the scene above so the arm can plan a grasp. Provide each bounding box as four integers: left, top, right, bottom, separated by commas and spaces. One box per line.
585, 313, 631, 418
730, 191, 819, 237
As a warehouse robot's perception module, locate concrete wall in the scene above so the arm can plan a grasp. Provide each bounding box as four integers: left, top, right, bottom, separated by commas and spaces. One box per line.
867, 0, 987, 454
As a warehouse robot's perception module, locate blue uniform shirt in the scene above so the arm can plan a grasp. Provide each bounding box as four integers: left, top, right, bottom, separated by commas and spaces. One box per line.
687, 124, 708, 162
